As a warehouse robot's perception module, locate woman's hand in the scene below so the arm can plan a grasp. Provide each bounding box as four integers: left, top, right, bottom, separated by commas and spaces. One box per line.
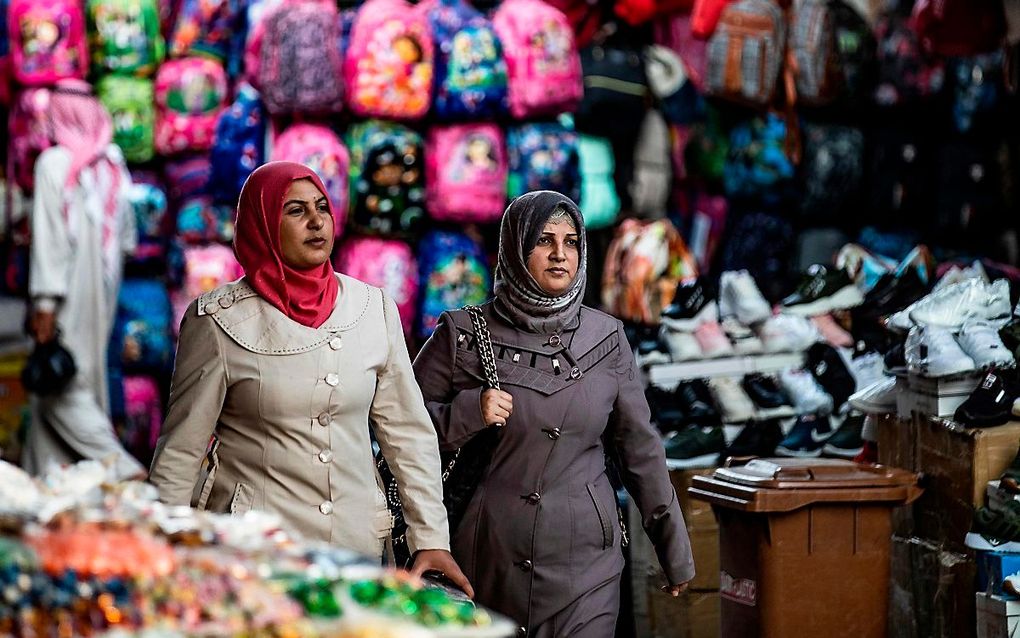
409, 549, 475, 598
480, 389, 513, 427
661, 581, 691, 597
30, 310, 56, 344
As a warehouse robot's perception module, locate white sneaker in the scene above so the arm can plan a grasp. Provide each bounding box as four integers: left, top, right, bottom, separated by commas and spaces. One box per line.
757, 314, 822, 353
848, 377, 897, 414
850, 352, 888, 392
720, 270, 772, 326
708, 377, 757, 423
905, 325, 976, 377
908, 279, 1012, 331
721, 317, 764, 354
956, 321, 1016, 369
660, 326, 702, 361
886, 269, 997, 333
779, 368, 834, 415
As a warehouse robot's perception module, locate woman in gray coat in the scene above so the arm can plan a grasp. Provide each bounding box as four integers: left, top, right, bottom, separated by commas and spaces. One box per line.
413, 191, 694, 637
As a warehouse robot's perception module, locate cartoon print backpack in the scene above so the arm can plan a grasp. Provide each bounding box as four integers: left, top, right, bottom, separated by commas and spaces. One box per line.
346, 120, 426, 237
169, 0, 245, 67
704, 0, 785, 107
271, 123, 349, 236
97, 75, 155, 164
154, 57, 228, 156
578, 134, 619, 231
426, 124, 507, 223
258, 1, 344, 116
126, 175, 169, 267
493, 0, 582, 119
9, 0, 88, 86
8, 88, 54, 192
345, 0, 434, 120
723, 114, 794, 204
421, 0, 508, 120
416, 230, 491, 338
118, 375, 162, 467
170, 242, 244, 334
175, 197, 234, 244
86, 0, 164, 76
164, 154, 211, 205
334, 236, 418, 336
506, 122, 581, 203
209, 83, 265, 205
111, 278, 173, 372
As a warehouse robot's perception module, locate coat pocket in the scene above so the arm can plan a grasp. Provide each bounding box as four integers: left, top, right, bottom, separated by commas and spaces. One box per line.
229, 482, 254, 515
586, 482, 615, 550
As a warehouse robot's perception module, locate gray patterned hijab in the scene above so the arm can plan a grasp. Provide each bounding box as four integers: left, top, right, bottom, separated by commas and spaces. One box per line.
493, 191, 587, 334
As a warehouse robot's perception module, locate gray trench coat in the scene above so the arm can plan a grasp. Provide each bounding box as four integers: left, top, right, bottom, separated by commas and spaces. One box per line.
413, 302, 695, 632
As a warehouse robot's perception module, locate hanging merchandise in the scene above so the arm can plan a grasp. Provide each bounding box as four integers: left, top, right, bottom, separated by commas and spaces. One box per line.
704, 0, 785, 107
723, 113, 795, 203
614, 0, 695, 27
873, 12, 944, 106
493, 0, 583, 119
867, 126, 935, 224
578, 134, 620, 230
170, 243, 244, 333
257, 1, 344, 116
691, 0, 733, 39
686, 105, 728, 184
208, 83, 265, 206
828, 0, 878, 106
175, 197, 234, 244
416, 229, 491, 338
601, 218, 697, 325
118, 374, 162, 467
911, 0, 1006, 58
799, 123, 864, 222
334, 236, 419, 336
630, 109, 672, 218
8, 88, 54, 192
645, 44, 703, 125
164, 154, 211, 204
426, 123, 508, 223
950, 52, 1004, 134
575, 36, 649, 141
653, 12, 707, 92
421, 0, 508, 120
345, 0, 434, 120
86, 0, 165, 76
9, 0, 88, 86
719, 210, 794, 299
0, 0, 10, 106
97, 75, 156, 164
790, 0, 877, 108
169, 0, 246, 70
154, 57, 228, 156
541, 0, 605, 49
126, 176, 169, 267
346, 120, 427, 237
685, 190, 728, 273
506, 121, 581, 203
110, 278, 173, 372
934, 141, 1004, 242
271, 123, 349, 235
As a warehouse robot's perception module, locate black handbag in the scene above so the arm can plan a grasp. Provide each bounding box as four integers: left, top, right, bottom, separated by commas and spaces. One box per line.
377, 305, 501, 567
21, 337, 77, 395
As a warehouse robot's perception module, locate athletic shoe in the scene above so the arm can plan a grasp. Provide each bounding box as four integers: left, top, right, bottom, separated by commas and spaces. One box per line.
708, 377, 757, 423
660, 326, 702, 362
956, 321, 1016, 370
776, 414, 835, 457
779, 368, 834, 415
1000, 319, 1020, 357
884, 263, 988, 333
835, 243, 896, 293
812, 314, 855, 348
719, 419, 784, 462
742, 374, 796, 418
661, 277, 719, 331
781, 265, 865, 316
757, 314, 822, 353
664, 425, 725, 469
675, 379, 721, 426
967, 500, 1020, 552
823, 414, 865, 458
908, 279, 1013, 331
806, 343, 857, 411
848, 377, 897, 414
884, 341, 908, 375
722, 317, 764, 354
646, 386, 686, 434
636, 337, 671, 368
954, 370, 1020, 428
893, 244, 936, 286
1004, 573, 1020, 598
720, 270, 772, 326
694, 321, 734, 358
850, 351, 888, 392
905, 325, 976, 378
854, 439, 878, 464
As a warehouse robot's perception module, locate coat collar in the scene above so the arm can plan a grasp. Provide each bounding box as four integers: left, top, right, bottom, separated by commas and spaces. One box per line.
197, 273, 373, 355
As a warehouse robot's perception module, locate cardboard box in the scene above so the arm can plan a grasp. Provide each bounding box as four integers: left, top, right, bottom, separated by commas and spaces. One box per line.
647, 590, 720, 638
897, 373, 982, 420
987, 480, 1020, 514
876, 415, 918, 537
977, 551, 1020, 597
890, 535, 977, 638
976, 592, 1020, 638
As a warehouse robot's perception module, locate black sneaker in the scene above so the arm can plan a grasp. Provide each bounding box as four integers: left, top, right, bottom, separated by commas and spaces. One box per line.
884, 340, 907, 375
636, 335, 671, 368
955, 369, 1020, 428
674, 379, 721, 426
741, 374, 794, 416
661, 277, 719, 331
664, 425, 725, 469
861, 268, 929, 319
776, 415, 834, 457
782, 265, 865, 316
720, 419, 784, 462
822, 414, 865, 458
646, 386, 685, 434
806, 343, 856, 410
1000, 319, 1020, 358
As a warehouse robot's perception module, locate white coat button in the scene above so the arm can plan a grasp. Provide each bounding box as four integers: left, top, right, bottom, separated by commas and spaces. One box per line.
325, 373, 340, 387
218, 295, 233, 309
319, 501, 333, 515
203, 302, 220, 315
317, 412, 332, 427
329, 337, 342, 350
318, 449, 334, 463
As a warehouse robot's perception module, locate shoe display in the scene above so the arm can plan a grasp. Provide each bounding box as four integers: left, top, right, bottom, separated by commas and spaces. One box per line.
741, 374, 796, 418
1000, 318, 1020, 357
806, 343, 857, 411
862, 268, 929, 320
779, 368, 834, 415
660, 326, 702, 362
781, 265, 865, 316
956, 321, 1016, 370
908, 278, 1012, 331
776, 414, 835, 457
694, 321, 735, 358
1004, 573, 1020, 598
822, 414, 865, 458
635, 337, 671, 368
999, 449, 1020, 494
674, 379, 721, 426
720, 270, 772, 326
719, 419, 784, 462
884, 341, 907, 375
664, 425, 725, 469
835, 243, 897, 293
905, 325, 976, 378
661, 277, 719, 331
708, 377, 756, 423
850, 351, 888, 391
721, 317, 764, 354
848, 377, 897, 414
757, 314, 822, 353
955, 370, 1020, 428
853, 439, 879, 464
967, 500, 1020, 552
893, 244, 936, 287
812, 314, 855, 348
646, 386, 685, 434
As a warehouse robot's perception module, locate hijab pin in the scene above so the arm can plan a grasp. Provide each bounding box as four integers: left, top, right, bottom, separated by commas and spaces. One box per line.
552, 358, 562, 374
547, 334, 562, 347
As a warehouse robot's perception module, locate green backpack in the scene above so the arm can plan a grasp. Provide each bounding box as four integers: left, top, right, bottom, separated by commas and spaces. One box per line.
98, 76, 155, 164
87, 0, 165, 76
578, 134, 620, 230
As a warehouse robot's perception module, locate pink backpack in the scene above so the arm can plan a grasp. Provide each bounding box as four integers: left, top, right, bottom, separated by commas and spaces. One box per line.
154, 57, 228, 156
9, 0, 88, 86
121, 375, 162, 462
8, 88, 54, 192
344, 0, 433, 120
493, 0, 582, 119
333, 236, 418, 336
171, 243, 243, 333
426, 124, 507, 223
270, 123, 349, 236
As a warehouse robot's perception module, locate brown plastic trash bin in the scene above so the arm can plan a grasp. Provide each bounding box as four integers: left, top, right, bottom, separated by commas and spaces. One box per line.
688, 458, 922, 638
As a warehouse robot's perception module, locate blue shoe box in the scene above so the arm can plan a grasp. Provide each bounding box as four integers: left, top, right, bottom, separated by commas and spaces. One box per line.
977, 550, 1020, 596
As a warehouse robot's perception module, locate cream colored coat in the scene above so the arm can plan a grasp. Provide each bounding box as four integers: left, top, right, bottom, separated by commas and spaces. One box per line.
149, 274, 450, 558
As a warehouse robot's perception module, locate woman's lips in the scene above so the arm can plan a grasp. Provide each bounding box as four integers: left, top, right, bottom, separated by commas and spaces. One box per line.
306, 238, 327, 246
547, 268, 568, 276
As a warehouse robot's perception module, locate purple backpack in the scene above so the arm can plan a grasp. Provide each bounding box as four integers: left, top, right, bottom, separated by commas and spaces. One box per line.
426, 124, 507, 223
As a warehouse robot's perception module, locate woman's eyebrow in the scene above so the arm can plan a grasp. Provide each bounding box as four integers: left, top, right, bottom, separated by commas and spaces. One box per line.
283, 198, 307, 207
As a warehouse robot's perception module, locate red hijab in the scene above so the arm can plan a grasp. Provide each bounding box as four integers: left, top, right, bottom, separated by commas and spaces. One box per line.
234, 162, 339, 328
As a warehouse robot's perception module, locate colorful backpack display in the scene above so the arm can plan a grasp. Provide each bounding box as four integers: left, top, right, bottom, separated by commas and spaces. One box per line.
126, 177, 169, 266
873, 13, 944, 106
258, 1, 344, 116
723, 114, 794, 203
175, 197, 234, 244
493, 0, 582, 119
789, 0, 877, 107
345, 0, 434, 120
271, 123, 349, 235
425, 124, 507, 223
0, 0, 11, 106
8, 88, 54, 192
164, 154, 211, 205
705, 0, 785, 107
170, 243, 244, 333
334, 236, 418, 336
111, 278, 173, 371
799, 123, 864, 221
9, 0, 88, 86
86, 0, 164, 76
577, 134, 619, 231
118, 375, 162, 467
347, 120, 426, 237
506, 122, 581, 203
209, 83, 265, 205
154, 57, 228, 156
416, 230, 491, 338
576, 40, 648, 141
630, 109, 672, 218
97, 75, 155, 164
421, 0, 508, 120
169, 0, 245, 66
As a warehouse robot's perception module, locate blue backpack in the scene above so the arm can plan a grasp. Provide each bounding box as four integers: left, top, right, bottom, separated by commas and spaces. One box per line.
126, 177, 169, 268
416, 230, 491, 339
723, 114, 795, 204
506, 122, 581, 203
110, 278, 173, 373
209, 83, 265, 205
424, 0, 508, 120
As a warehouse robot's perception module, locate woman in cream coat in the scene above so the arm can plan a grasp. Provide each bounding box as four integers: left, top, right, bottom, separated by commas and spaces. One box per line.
149, 162, 471, 593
